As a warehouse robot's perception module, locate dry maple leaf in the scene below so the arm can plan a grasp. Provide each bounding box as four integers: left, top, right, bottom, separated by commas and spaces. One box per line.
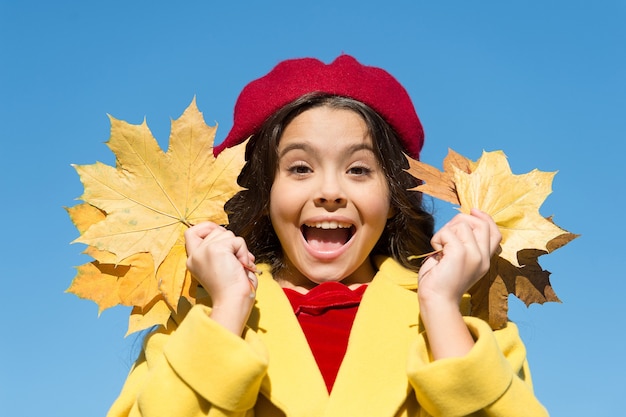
454, 150, 568, 267
406, 149, 577, 329
67, 99, 246, 334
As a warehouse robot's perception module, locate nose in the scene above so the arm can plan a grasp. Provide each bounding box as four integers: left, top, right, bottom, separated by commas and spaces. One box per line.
314, 172, 347, 207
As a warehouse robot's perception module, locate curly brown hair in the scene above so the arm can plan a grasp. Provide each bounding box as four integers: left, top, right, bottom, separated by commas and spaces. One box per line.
224, 94, 434, 275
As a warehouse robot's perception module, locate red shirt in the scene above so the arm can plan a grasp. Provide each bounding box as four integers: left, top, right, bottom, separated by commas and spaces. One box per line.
283, 282, 367, 392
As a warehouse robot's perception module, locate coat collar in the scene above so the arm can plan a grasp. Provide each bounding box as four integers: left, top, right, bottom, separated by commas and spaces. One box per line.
249, 256, 421, 417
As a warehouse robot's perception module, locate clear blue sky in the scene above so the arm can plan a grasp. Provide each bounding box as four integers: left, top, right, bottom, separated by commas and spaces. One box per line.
1, 1, 624, 416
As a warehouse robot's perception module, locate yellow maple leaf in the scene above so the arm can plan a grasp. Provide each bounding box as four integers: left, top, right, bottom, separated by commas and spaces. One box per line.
128, 297, 172, 336
453, 150, 566, 268
406, 149, 577, 329
67, 100, 246, 334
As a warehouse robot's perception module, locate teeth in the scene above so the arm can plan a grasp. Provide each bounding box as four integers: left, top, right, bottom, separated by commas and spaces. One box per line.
305, 221, 352, 229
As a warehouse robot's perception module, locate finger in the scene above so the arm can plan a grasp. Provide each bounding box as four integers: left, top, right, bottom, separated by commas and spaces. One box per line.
184, 222, 220, 253
435, 217, 490, 277
232, 236, 254, 267
469, 209, 502, 256
463, 212, 492, 261
452, 221, 485, 264
246, 252, 257, 272
204, 231, 255, 274
448, 212, 493, 258
430, 218, 462, 252
432, 222, 468, 257
246, 270, 258, 291
457, 211, 499, 276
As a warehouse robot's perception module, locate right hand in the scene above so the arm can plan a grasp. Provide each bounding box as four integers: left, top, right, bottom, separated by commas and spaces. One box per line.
184, 222, 257, 333
418, 209, 501, 307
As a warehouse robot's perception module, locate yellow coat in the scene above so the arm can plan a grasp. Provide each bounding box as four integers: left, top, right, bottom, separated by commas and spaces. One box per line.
107, 257, 549, 417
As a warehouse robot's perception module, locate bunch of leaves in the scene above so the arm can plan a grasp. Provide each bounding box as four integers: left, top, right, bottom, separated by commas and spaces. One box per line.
406, 149, 577, 329
66, 99, 246, 335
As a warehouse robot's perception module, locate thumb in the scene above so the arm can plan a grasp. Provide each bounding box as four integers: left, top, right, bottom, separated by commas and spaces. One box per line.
184, 222, 222, 253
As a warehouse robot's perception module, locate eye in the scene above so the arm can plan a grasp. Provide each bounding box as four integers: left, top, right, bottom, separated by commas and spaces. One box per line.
288, 162, 312, 175
347, 165, 372, 176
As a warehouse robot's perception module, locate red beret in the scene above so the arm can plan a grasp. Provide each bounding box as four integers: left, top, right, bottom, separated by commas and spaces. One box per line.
214, 54, 424, 159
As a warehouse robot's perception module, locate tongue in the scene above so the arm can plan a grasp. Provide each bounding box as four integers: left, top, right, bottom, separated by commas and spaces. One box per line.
305, 227, 350, 252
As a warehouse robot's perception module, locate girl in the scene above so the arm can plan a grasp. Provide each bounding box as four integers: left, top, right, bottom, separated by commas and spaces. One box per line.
107, 55, 549, 417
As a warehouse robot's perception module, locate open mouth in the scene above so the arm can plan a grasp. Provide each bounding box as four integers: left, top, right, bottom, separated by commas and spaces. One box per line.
301, 221, 355, 252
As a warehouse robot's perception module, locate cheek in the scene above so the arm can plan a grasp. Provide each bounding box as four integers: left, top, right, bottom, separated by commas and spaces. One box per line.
356, 189, 391, 225
371, 200, 393, 227
383, 191, 395, 219
268, 187, 281, 222
370, 179, 391, 208
268, 174, 282, 216
268, 179, 297, 222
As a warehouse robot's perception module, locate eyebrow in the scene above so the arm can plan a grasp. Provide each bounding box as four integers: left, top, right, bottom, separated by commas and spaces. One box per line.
278, 141, 376, 159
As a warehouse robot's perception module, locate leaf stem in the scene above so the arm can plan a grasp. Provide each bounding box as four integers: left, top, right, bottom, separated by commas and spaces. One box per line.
407, 249, 443, 261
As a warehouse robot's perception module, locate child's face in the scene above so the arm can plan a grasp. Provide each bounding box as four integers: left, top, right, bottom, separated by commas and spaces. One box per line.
269, 106, 392, 287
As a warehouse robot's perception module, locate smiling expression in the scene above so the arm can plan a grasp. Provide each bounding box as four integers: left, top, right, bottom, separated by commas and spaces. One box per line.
269, 106, 392, 290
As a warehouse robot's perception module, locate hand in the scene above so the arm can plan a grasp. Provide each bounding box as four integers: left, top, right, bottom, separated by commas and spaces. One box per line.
416, 209, 501, 359
184, 222, 257, 335
418, 209, 501, 307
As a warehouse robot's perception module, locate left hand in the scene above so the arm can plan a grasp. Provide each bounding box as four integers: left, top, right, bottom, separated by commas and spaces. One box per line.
418, 208, 501, 306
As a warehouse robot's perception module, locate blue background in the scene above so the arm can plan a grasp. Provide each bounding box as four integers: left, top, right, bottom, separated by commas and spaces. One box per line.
1, 1, 624, 416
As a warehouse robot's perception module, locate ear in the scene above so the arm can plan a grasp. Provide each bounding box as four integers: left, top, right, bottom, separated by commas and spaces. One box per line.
387, 205, 396, 219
